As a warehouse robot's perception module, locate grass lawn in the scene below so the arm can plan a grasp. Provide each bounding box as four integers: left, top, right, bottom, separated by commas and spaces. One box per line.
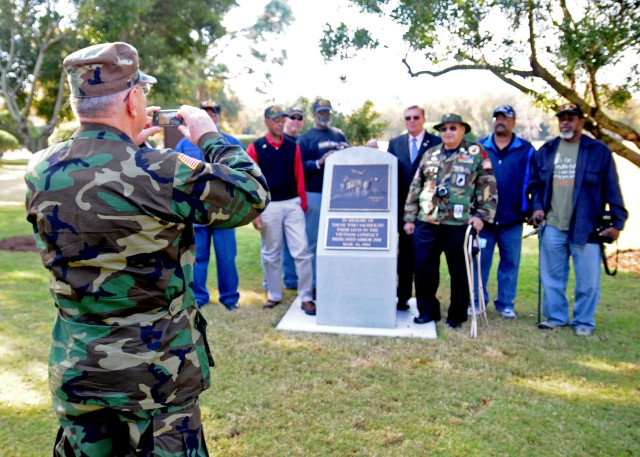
1, 186, 639, 455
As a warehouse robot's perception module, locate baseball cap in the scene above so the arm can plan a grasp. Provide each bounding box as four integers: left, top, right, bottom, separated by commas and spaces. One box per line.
287, 107, 304, 117
313, 99, 333, 112
200, 100, 221, 114
493, 104, 516, 118
433, 113, 472, 133
556, 103, 585, 118
264, 105, 288, 120
63, 42, 156, 98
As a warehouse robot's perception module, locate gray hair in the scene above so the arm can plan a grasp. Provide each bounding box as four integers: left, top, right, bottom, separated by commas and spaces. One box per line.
70, 90, 125, 118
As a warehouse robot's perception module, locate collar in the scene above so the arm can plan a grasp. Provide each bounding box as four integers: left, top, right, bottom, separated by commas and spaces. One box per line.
73, 122, 137, 145
409, 130, 426, 146
265, 133, 285, 149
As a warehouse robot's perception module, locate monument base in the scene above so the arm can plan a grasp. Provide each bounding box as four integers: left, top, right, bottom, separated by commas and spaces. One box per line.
276, 297, 437, 339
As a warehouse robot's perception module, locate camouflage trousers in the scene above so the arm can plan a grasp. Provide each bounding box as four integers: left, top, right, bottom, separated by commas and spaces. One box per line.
53, 397, 208, 456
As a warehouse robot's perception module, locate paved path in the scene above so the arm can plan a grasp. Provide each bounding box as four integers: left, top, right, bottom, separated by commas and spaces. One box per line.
0, 164, 27, 206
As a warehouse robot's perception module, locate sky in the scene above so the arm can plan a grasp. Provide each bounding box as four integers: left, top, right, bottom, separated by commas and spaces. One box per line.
218, 0, 518, 115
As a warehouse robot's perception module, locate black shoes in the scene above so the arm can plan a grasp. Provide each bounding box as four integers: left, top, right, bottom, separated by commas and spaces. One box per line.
397, 301, 410, 311
446, 320, 462, 329
413, 315, 433, 324
223, 302, 238, 311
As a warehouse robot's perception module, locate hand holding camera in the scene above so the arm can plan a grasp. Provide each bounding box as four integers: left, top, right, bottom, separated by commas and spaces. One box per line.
176, 105, 218, 146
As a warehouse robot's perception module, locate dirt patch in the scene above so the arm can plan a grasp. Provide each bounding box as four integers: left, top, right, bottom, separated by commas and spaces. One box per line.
0, 236, 38, 252
608, 249, 640, 275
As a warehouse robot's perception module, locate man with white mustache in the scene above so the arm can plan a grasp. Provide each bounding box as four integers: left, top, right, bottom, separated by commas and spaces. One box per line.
529, 103, 627, 337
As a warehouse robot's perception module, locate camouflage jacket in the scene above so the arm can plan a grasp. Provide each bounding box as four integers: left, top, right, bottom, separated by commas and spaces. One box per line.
25, 123, 269, 410
404, 140, 497, 225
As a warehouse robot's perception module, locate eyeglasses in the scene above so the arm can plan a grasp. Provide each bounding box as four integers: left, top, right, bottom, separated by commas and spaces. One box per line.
439, 125, 458, 132
123, 83, 152, 102
405, 115, 421, 121
290, 115, 303, 121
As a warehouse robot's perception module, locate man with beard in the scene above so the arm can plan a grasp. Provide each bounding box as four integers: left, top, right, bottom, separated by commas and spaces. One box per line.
529, 103, 627, 336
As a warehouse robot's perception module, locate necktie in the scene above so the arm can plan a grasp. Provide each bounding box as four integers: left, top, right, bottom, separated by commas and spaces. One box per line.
410, 137, 419, 164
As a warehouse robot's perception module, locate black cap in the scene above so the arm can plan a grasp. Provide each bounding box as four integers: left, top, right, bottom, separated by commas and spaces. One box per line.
556, 103, 585, 118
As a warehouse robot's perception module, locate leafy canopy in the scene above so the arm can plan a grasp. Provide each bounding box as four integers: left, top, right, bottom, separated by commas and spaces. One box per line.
320, 0, 640, 167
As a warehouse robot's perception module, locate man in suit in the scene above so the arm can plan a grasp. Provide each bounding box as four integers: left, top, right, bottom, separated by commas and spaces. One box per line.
389, 106, 442, 310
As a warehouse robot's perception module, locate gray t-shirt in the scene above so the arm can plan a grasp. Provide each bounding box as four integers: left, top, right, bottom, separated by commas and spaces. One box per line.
546, 140, 580, 231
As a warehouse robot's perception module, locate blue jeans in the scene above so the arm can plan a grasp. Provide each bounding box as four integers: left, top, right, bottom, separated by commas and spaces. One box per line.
193, 225, 239, 306
305, 191, 322, 288
540, 225, 601, 330
475, 224, 523, 311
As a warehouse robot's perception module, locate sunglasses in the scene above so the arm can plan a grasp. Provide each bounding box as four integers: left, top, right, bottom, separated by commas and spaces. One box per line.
439, 125, 458, 132
290, 115, 303, 121
404, 115, 421, 121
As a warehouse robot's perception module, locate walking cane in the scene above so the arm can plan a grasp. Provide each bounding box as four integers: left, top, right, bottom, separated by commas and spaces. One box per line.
524, 221, 544, 325
464, 224, 488, 338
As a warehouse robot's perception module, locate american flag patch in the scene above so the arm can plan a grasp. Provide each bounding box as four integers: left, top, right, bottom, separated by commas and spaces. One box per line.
178, 153, 201, 170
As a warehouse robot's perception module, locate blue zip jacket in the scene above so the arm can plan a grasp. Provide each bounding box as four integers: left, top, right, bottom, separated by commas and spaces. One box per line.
480, 133, 535, 226
529, 135, 628, 245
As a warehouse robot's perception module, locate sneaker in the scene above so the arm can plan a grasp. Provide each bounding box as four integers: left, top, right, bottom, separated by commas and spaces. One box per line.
538, 320, 557, 330
500, 309, 517, 319
223, 302, 238, 311
446, 320, 462, 329
467, 306, 479, 316
574, 327, 593, 337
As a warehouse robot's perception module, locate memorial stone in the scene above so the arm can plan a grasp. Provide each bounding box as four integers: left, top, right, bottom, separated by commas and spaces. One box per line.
316, 147, 398, 328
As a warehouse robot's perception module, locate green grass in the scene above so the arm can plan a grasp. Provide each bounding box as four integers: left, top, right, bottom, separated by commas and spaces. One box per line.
0, 205, 639, 456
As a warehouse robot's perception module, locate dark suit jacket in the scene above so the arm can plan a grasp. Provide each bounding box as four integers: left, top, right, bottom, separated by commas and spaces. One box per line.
388, 131, 442, 224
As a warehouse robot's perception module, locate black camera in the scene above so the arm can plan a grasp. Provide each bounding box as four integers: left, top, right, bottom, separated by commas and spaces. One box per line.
595, 212, 614, 244
152, 109, 183, 127
436, 186, 448, 198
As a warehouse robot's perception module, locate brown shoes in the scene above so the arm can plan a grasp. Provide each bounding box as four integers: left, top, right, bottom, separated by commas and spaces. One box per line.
263, 300, 280, 309
301, 301, 316, 316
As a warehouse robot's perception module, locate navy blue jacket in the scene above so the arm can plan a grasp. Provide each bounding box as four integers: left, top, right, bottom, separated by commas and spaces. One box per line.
298, 127, 348, 193
480, 133, 535, 227
388, 131, 441, 225
529, 135, 627, 245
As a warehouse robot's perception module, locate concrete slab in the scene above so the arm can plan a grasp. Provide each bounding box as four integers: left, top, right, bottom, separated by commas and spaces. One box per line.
276, 297, 437, 339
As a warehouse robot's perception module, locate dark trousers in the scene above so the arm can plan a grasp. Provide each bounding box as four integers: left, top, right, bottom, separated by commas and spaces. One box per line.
413, 221, 469, 324
397, 228, 415, 305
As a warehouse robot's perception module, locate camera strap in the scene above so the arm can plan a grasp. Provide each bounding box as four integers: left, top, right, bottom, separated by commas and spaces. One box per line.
600, 241, 618, 276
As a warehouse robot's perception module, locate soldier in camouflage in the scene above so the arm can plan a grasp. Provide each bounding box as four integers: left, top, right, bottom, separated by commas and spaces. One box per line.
404, 113, 497, 329
25, 42, 269, 456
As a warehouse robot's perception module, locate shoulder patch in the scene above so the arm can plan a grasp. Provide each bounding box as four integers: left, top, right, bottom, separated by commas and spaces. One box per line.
469, 145, 480, 156
178, 153, 201, 170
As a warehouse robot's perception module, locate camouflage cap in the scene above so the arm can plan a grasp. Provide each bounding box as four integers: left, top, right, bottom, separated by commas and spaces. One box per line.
63, 42, 157, 98
264, 105, 288, 120
433, 113, 472, 133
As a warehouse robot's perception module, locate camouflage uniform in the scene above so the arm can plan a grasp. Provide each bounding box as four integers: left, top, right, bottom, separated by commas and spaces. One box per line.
404, 139, 497, 325
25, 42, 269, 456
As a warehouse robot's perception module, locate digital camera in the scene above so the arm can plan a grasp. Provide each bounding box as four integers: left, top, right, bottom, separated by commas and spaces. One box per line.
595, 212, 614, 244
152, 109, 183, 127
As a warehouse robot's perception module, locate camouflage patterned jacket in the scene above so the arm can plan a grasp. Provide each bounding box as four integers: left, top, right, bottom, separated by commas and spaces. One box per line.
25, 123, 269, 410
404, 140, 497, 225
